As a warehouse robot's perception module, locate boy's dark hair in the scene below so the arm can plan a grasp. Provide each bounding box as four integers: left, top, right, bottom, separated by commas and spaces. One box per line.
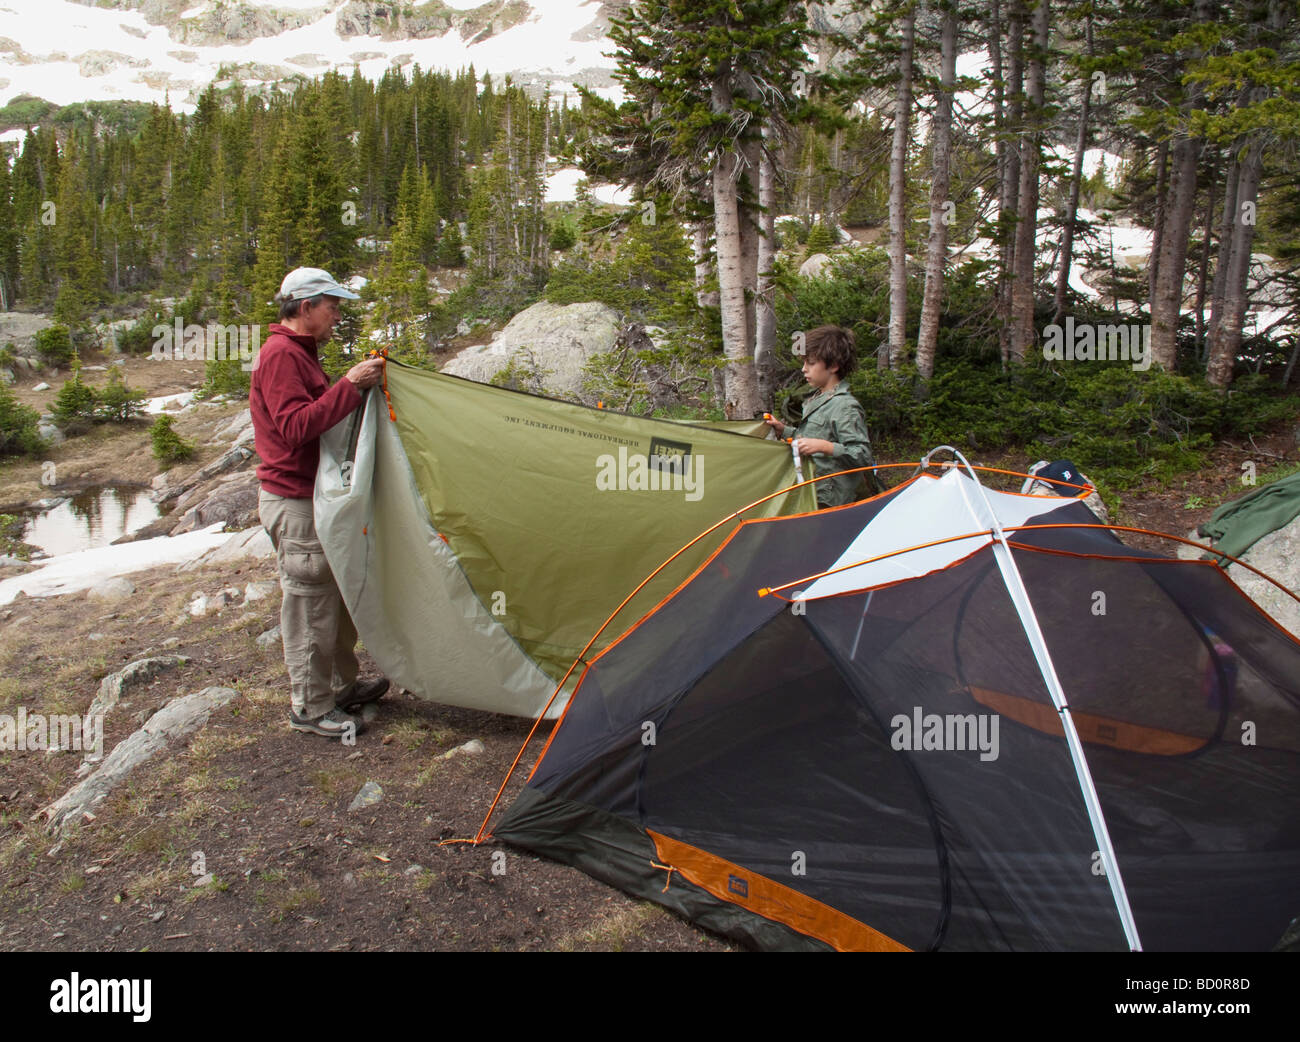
804, 325, 858, 379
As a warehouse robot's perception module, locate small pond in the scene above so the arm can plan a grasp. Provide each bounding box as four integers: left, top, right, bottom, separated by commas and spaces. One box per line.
21, 485, 161, 557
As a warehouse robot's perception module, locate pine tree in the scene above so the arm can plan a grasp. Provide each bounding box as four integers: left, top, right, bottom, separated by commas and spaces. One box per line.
602, 0, 812, 417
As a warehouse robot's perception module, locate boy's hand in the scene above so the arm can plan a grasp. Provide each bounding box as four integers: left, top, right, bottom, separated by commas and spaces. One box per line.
763, 413, 786, 436
794, 437, 834, 457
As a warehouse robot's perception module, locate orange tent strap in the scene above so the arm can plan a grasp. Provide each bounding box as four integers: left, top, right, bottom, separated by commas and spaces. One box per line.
650, 860, 676, 893
380, 348, 395, 421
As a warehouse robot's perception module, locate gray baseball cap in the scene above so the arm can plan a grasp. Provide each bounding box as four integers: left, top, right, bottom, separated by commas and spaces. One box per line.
278, 266, 360, 301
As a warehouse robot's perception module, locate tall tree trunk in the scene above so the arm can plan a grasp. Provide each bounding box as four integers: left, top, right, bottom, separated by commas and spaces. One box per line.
1052, 9, 1094, 324
714, 147, 760, 417
1193, 156, 1217, 362
1009, 0, 1049, 364
1207, 104, 1245, 350
998, 0, 1025, 366
886, 4, 916, 371
916, 0, 957, 381
693, 221, 718, 309
1149, 132, 1201, 371
1207, 135, 1263, 389
755, 122, 778, 404
1147, 140, 1168, 307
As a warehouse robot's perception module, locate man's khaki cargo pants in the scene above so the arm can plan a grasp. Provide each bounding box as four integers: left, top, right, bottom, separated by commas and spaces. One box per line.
258, 490, 358, 719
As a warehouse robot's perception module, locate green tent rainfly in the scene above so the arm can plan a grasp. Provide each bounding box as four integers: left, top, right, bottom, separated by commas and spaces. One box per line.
315, 363, 816, 719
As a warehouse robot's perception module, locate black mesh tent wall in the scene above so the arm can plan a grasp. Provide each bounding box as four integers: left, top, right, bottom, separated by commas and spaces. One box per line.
495, 467, 1300, 951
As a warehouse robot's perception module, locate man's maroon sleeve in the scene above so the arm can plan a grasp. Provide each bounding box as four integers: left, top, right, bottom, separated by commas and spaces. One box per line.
258, 349, 361, 450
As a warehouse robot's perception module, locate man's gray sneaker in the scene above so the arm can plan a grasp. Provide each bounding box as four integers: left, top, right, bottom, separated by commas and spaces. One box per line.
289, 707, 366, 739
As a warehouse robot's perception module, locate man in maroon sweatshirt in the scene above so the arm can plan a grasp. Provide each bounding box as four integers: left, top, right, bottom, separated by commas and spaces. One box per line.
251, 267, 387, 740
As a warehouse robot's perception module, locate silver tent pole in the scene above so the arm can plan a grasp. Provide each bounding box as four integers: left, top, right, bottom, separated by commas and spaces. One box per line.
923, 446, 1143, 951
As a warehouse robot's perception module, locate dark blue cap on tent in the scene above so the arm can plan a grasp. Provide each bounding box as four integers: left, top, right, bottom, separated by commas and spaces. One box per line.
1030, 459, 1091, 494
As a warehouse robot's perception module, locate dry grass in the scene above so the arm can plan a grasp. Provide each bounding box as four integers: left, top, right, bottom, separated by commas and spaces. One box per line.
552, 903, 667, 952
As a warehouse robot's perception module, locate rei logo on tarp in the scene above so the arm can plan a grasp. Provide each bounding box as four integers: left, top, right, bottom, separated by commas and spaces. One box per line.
727, 874, 749, 898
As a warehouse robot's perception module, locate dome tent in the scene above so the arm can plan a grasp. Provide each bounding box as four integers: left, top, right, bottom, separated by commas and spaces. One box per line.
493, 453, 1300, 951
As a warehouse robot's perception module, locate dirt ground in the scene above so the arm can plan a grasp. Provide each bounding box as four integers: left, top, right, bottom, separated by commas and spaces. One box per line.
0, 552, 732, 952
0, 344, 732, 951
1, 339, 1296, 952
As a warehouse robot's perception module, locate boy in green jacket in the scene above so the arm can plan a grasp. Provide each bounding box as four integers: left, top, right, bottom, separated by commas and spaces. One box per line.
764, 325, 878, 508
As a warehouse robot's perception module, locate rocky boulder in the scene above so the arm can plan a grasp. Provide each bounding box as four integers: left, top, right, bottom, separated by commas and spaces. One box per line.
1228, 518, 1300, 639
176, 526, 274, 572
168, 471, 260, 535
441, 300, 621, 398
799, 252, 835, 279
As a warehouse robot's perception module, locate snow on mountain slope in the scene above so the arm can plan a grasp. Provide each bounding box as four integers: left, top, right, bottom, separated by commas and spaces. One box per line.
0, 0, 621, 113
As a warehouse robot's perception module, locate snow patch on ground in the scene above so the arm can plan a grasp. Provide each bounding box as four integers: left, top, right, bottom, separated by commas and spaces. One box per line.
0, 523, 230, 605
143, 392, 196, 415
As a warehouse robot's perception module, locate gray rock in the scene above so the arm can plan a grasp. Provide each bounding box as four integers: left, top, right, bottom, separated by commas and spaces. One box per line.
33, 381, 50, 392
255, 625, 281, 648
347, 781, 383, 812
41, 686, 239, 832
211, 408, 252, 443
799, 253, 834, 279
442, 300, 621, 398
1, 367, 14, 385
37, 422, 64, 446
154, 446, 254, 505
178, 526, 274, 571
244, 581, 276, 602
88, 577, 135, 602
1228, 518, 1300, 639
168, 471, 260, 535
188, 593, 209, 617
89, 655, 189, 722
76, 49, 144, 77
443, 738, 485, 760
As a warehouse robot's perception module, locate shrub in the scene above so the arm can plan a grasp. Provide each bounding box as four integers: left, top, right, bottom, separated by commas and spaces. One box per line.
34, 325, 75, 368
803, 221, 837, 256
549, 219, 577, 252
95, 366, 147, 422
0, 380, 43, 457
150, 414, 194, 465
51, 369, 98, 429
115, 314, 165, 356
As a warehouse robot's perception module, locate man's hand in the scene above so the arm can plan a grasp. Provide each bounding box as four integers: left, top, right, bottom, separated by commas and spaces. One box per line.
794, 437, 835, 457
346, 357, 385, 389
